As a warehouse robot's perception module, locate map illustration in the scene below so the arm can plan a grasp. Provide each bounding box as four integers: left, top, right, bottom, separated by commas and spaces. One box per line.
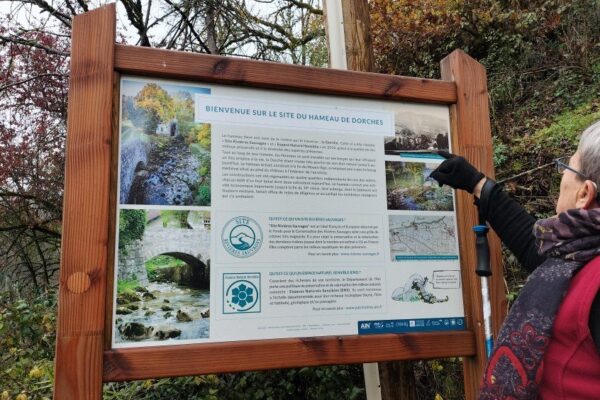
388, 215, 457, 261
391, 274, 449, 304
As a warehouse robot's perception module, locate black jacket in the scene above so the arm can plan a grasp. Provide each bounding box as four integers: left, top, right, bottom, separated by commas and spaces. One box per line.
477, 181, 600, 351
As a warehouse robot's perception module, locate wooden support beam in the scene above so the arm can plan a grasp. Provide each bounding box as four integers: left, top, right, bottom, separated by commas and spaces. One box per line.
103, 331, 476, 381
440, 49, 506, 400
53, 4, 116, 399
113, 45, 457, 104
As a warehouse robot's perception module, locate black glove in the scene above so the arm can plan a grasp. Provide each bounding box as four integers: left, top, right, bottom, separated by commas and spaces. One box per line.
429, 151, 485, 193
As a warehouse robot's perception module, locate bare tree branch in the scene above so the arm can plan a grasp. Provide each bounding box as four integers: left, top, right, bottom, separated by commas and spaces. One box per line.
0, 191, 63, 214
25, 0, 72, 27
0, 34, 70, 56
0, 73, 68, 92
287, 0, 322, 15
161, 0, 212, 53
63, 0, 78, 16
120, 0, 151, 47
75, 0, 89, 12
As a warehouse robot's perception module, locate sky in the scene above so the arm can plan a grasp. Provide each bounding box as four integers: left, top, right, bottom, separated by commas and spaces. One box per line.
0, 0, 282, 45
0, 1, 18, 15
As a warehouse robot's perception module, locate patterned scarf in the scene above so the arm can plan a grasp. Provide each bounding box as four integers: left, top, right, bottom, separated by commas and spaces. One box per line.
478, 208, 600, 400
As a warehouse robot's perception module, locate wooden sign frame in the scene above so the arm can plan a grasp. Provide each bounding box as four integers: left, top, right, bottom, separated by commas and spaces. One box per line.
54, 4, 505, 399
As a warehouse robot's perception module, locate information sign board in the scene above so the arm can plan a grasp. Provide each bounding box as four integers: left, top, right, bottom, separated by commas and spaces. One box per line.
112, 77, 464, 347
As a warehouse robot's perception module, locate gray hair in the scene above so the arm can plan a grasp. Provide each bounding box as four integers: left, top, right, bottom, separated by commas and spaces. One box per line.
577, 120, 600, 185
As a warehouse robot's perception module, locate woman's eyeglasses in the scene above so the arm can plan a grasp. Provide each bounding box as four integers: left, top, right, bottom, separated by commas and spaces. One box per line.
554, 156, 591, 181
555, 156, 600, 201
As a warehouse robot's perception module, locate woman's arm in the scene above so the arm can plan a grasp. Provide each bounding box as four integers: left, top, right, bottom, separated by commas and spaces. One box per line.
474, 179, 546, 272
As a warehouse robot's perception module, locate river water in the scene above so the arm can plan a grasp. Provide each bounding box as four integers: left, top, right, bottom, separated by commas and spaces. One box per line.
115, 282, 210, 344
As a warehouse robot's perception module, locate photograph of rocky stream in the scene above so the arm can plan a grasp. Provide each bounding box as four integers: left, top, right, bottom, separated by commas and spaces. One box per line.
119, 79, 211, 206
114, 209, 211, 345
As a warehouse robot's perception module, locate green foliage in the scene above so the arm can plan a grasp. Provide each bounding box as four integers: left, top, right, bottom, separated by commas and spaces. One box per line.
189, 143, 206, 157
104, 365, 364, 400
372, 0, 600, 218
135, 84, 174, 134
199, 165, 209, 177
144, 111, 162, 136
532, 102, 600, 149
495, 100, 600, 216
192, 123, 211, 150
492, 136, 509, 168
149, 134, 171, 147
187, 125, 211, 199
195, 185, 211, 206
8, 2, 600, 399
0, 288, 56, 399
103, 377, 221, 400
118, 210, 147, 249
116, 279, 140, 294
145, 255, 187, 282
159, 210, 190, 228
305, 24, 328, 68
200, 154, 211, 178
172, 94, 195, 137
371, 0, 600, 140
414, 358, 464, 399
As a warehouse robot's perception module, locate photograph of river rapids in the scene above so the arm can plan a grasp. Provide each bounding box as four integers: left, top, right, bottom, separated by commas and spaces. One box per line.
119, 79, 211, 206
114, 209, 211, 346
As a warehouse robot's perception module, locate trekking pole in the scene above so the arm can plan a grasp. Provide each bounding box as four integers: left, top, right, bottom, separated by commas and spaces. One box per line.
473, 222, 493, 358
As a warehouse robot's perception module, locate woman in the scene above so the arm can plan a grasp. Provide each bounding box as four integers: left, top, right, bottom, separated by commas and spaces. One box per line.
430, 121, 600, 399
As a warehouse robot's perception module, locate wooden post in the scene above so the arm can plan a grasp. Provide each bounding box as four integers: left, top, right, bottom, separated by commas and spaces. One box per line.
53, 4, 116, 399
440, 49, 505, 399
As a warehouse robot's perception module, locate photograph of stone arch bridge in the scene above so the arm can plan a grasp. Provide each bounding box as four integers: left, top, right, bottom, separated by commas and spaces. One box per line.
114, 209, 211, 346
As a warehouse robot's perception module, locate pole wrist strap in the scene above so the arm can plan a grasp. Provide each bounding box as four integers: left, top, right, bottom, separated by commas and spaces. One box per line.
477, 178, 496, 225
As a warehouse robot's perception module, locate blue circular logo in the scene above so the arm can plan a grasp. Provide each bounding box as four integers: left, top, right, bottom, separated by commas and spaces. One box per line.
225, 280, 259, 312
222, 216, 263, 258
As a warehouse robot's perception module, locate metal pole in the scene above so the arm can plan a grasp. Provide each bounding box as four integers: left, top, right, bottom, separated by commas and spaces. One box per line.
473, 224, 493, 357
480, 276, 493, 357
363, 362, 383, 399
323, 0, 347, 70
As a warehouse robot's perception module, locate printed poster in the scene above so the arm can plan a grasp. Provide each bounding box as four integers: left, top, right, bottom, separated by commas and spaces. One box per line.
112, 76, 464, 347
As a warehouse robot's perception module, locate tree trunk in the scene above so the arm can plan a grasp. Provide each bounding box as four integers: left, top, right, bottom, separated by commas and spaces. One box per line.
341, 0, 375, 72
379, 361, 417, 400
205, 2, 218, 54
